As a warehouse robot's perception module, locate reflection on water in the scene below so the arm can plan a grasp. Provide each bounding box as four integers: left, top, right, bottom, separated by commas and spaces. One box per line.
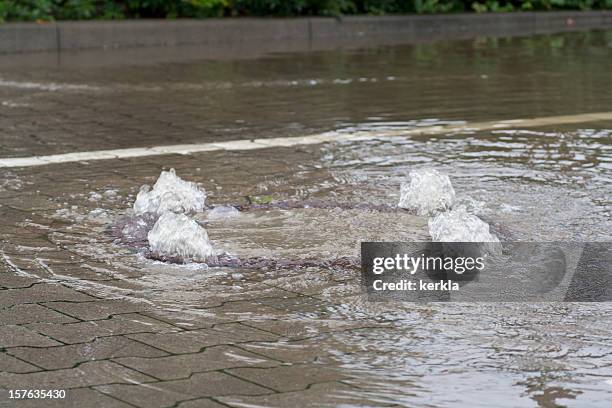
1, 28, 612, 407
2, 30, 612, 157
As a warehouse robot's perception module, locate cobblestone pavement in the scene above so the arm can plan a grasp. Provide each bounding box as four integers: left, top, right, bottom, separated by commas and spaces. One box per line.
3, 143, 611, 408
0, 270, 373, 408
0, 131, 444, 407
1, 148, 409, 407
2, 30, 612, 408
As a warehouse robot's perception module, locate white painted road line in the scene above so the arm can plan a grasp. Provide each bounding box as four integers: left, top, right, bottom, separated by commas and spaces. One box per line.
1, 111, 612, 169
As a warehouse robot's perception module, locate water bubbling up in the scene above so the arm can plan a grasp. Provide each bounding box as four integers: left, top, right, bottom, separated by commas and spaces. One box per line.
123, 167, 502, 264
129, 169, 214, 262
428, 206, 501, 256
148, 212, 214, 262
397, 168, 500, 249
133, 168, 206, 215
398, 169, 455, 216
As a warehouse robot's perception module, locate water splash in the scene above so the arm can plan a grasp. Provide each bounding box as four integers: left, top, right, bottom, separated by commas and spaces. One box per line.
0, 170, 23, 191
147, 212, 214, 263
133, 169, 206, 215
398, 169, 455, 216
206, 205, 240, 220
428, 206, 501, 255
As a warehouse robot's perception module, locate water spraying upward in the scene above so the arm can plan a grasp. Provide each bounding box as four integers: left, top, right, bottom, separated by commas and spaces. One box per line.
428, 206, 501, 256
148, 212, 215, 262
398, 169, 455, 216
133, 168, 207, 215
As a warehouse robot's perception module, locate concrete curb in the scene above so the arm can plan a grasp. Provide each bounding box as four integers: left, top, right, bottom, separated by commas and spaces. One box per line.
1, 11, 611, 54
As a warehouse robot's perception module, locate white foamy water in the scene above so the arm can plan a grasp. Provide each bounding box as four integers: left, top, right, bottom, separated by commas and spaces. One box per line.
0, 170, 22, 191
428, 206, 499, 242
207, 205, 240, 220
398, 169, 455, 216
148, 212, 214, 262
428, 206, 501, 255
134, 168, 206, 215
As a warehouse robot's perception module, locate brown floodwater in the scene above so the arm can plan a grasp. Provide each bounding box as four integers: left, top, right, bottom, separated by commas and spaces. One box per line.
0, 28, 611, 407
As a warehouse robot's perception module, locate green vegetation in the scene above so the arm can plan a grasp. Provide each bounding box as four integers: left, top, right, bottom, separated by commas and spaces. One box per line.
1, 0, 612, 22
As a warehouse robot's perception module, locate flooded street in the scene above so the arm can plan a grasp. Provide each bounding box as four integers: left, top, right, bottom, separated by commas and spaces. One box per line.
1, 28, 611, 407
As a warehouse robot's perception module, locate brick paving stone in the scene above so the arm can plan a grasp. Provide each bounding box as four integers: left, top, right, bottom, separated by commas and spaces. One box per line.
217, 381, 378, 408
137, 296, 298, 331
114, 345, 279, 380
211, 287, 302, 306
35, 262, 120, 282
96, 371, 271, 408
78, 260, 147, 281
7, 336, 169, 370
0, 88, 425, 408
93, 383, 193, 408
203, 300, 286, 319
255, 295, 333, 313
175, 398, 228, 408
239, 340, 330, 364
0, 284, 96, 308
6, 251, 81, 267
245, 317, 389, 341
137, 311, 222, 330
227, 364, 346, 392
0, 388, 133, 408
127, 323, 279, 354
137, 304, 264, 331
241, 319, 321, 340
26, 313, 178, 344
0, 352, 41, 374
0, 304, 78, 325
0, 326, 61, 348
0, 242, 59, 257
0, 257, 49, 280
43, 299, 149, 320
0, 361, 157, 390
264, 270, 353, 296
0, 275, 38, 289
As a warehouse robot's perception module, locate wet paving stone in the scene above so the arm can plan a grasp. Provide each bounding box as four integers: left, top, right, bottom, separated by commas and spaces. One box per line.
1, 31, 612, 407
41, 299, 150, 321
0, 283, 96, 308
7, 336, 169, 370
227, 364, 347, 392
0, 388, 133, 408
95, 371, 272, 407
0, 275, 39, 289
0, 360, 156, 390
113, 344, 279, 380
127, 323, 280, 354
200, 299, 289, 320
239, 339, 333, 364
0, 304, 78, 325
216, 382, 378, 408
25, 313, 178, 344
241, 317, 386, 341
94, 383, 200, 408
0, 352, 41, 374
175, 398, 229, 408
0, 326, 62, 348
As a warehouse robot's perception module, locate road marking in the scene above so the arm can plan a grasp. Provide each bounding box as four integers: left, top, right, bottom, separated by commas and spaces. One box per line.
0, 78, 100, 92
1, 111, 611, 168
